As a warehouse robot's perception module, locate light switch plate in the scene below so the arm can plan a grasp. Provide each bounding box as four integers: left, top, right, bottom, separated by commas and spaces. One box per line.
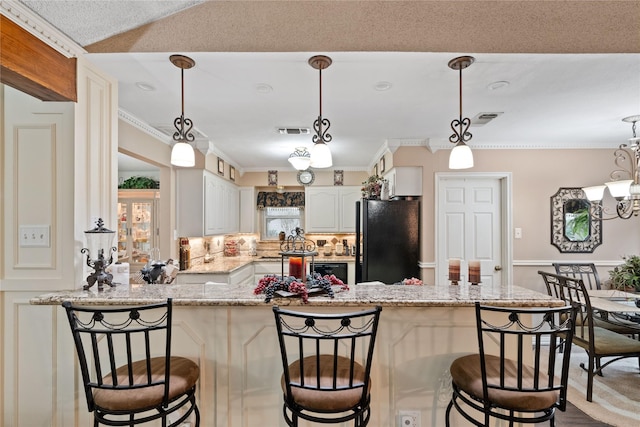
19, 225, 51, 247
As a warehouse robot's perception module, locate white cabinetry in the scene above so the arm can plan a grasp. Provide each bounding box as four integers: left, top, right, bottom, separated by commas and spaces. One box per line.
305, 186, 360, 232
177, 263, 254, 285
253, 261, 282, 283
177, 169, 239, 236
239, 187, 256, 233
117, 190, 159, 270
384, 166, 422, 197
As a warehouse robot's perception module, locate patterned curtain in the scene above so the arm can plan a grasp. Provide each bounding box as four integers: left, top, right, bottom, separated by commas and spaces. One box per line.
256, 191, 305, 208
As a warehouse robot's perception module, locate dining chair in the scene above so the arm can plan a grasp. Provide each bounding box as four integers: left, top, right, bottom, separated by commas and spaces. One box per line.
445, 302, 577, 426
541, 270, 639, 338
552, 262, 602, 290
62, 298, 200, 426
538, 271, 640, 401
272, 305, 382, 426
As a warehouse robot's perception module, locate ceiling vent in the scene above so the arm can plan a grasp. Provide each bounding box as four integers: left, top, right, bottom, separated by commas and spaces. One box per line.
471, 112, 503, 127
154, 125, 209, 140
278, 127, 310, 135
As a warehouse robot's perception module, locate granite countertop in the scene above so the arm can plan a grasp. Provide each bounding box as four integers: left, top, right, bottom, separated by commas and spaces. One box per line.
182, 255, 357, 274
30, 283, 562, 308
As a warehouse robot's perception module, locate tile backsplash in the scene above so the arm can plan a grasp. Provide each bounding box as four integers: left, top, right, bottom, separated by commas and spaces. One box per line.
182, 232, 357, 266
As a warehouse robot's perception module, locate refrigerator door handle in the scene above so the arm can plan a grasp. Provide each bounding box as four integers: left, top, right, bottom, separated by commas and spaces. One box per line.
355, 200, 361, 283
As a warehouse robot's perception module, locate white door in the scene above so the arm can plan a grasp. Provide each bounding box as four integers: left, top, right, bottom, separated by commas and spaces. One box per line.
436, 173, 512, 287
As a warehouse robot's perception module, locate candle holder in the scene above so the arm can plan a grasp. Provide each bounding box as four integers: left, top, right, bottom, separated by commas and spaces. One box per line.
468, 260, 481, 285
279, 227, 318, 283
448, 259, 461, 285
81, 218, 117, 291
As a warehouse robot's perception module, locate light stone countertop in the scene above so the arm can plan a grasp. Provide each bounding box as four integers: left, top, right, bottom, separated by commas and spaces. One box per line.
181, 255, 356, 274
30, 282, 562, 308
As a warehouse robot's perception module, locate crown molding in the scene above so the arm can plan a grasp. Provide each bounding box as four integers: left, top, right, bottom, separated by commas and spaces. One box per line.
118, 109, 170, 143
0, 1, 85, 58
426, 138, 622, 152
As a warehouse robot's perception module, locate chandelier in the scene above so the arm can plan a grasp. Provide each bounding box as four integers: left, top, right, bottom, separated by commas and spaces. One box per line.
169, 54, 196, 167
288, 147, 311, 170
448, 56, 475, 170
308, 55, 333, 168
583, 115, 640, 219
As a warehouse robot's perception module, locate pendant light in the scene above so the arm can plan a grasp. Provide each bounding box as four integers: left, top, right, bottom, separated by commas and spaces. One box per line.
308, 55, 333, 168
288, 147, 312, 170
448, 56, 475, 170
170, 54, 196, 167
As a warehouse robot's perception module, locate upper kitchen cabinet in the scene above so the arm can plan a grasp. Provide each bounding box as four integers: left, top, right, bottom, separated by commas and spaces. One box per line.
176, 169, 239, 236
384, 166, 422, 197
305, 186, 361, 232
239, 187, 256, 233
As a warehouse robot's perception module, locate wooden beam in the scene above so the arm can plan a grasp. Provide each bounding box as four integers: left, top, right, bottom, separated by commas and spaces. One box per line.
1, 15, 76, 102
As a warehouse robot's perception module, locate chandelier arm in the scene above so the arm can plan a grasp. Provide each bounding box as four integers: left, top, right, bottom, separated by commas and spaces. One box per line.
616, 199, 638, 219
588, 202, 623, 221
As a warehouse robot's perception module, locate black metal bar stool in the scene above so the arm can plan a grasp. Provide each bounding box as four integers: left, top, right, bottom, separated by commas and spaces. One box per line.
445, 302, 577, 426
272, 305, 382, 426
63, 298, 200, 426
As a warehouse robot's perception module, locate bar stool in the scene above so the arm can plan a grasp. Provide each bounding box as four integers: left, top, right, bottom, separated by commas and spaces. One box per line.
272, 305, 382, 426
445, 302, 577, 426
63, 298, 200, 426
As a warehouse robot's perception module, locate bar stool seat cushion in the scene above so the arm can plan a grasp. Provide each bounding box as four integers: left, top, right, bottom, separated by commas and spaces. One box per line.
450, 354, 558, 412
281, 354, 370, 412
93, 356, 200, 412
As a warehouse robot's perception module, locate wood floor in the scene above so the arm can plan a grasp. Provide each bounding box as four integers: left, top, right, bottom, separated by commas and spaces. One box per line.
548, 402, 612, 426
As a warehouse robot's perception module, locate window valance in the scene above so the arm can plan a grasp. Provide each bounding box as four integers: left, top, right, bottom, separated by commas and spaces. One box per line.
257, 191, 305, 208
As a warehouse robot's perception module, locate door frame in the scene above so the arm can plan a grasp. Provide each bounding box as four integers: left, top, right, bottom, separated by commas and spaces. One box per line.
435, 172, 513, 286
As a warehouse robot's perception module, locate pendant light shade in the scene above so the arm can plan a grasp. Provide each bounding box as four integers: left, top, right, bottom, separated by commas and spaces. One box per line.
309, 142, 332, 168
449, 142, 474, 169
288, 147, 312, 170
309, 55, 333, 168
448, 56, 475, 170
169, 54, 196, 168
171, 141, 195, 167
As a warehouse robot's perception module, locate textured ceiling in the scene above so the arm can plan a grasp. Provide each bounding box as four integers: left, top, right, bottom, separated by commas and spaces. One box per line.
14, 1, 640, 172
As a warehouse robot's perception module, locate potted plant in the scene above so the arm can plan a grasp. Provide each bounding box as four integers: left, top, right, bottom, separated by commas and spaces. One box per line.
118, 176, 159, 189
608, 255, 640, 292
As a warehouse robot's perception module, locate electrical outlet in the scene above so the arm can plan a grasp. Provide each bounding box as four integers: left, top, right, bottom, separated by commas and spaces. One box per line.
398, 410, 421, 427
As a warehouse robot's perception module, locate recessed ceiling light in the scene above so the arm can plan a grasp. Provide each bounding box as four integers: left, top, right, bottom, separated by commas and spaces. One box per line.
487, 80, 510, 91
255, 83, 273, 93
135, 82, 155, 91
374, 81, 392, 91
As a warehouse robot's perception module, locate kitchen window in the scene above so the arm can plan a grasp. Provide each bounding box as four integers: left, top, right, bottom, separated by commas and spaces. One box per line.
261, 207, 303, 240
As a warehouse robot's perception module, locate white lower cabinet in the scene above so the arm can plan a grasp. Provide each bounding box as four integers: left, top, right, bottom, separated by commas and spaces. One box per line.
177, 263, 254, 285
253, 261, 282, 283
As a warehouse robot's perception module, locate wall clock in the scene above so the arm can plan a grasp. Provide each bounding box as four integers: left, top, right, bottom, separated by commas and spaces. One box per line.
297, 169, 315, 186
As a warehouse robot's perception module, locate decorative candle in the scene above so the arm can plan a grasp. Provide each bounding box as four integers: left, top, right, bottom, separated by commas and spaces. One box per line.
288, 257, 305, 280
448, 259, 461, 283
469, 260, 481, 284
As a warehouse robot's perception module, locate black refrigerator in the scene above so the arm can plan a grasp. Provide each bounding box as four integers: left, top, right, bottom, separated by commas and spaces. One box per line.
355, 199, 420, 284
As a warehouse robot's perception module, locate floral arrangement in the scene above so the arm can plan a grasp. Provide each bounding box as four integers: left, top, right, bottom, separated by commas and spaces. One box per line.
254, 273, 349, 303
361, 175, 388, 199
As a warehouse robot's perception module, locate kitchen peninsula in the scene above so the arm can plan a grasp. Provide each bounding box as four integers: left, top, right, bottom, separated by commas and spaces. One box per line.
31, 283, 560, 427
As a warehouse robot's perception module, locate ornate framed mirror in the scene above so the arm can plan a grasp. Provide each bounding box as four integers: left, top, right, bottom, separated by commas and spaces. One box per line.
550, 187, 602, 253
